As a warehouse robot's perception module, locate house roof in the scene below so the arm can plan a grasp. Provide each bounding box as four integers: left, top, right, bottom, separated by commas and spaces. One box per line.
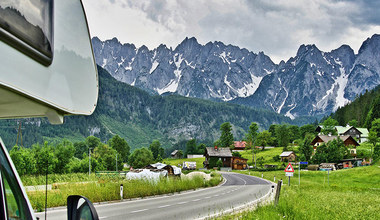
336, 126, 362, 135
205, 147, 232, 157
311, 135, 360, 146
234, 141, 246, 149
357, 128, 369, 137
335, 126, 350, 134
171, 150, 178, 156
280, 151, 295, 157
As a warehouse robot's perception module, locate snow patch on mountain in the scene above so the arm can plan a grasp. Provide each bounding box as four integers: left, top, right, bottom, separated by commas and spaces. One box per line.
150, 60, 159, 74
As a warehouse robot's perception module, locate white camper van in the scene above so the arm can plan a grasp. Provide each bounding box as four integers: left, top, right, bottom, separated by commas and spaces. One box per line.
0, 0, 99, 219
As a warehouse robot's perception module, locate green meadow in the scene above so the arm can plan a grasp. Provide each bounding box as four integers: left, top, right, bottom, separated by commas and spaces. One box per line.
220, 163, 380, 219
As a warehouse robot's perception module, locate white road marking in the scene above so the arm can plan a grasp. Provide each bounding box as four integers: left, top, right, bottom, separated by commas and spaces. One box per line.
158, 204, 171, 208
205, 196, 211, 199
192, 199, 201, 202
177, 201, 188, 205
99, 217, 108, 219
130, 209, 148, 213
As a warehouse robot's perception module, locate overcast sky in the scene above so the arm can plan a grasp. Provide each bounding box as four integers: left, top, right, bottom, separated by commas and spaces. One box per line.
82, 0, 380, 63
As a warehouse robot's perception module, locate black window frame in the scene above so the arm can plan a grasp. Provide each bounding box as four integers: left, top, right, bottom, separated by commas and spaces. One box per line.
0, 0, 54, 66
0, 140, 34, 220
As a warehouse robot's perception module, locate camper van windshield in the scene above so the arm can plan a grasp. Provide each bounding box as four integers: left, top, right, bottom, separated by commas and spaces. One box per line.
0, 0, 53, 61
0, 142, 33, 219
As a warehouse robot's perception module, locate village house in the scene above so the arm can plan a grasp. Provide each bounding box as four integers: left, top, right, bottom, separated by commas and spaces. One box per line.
315, 125, 369, 143
204, 146, 232, 169
310, 135, 360, 156
232, 157, 248, 170
233, 141, 247, 151
279, 151, 296, 162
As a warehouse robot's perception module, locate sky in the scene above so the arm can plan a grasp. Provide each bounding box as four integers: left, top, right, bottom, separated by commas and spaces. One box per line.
82, 0, 380, 63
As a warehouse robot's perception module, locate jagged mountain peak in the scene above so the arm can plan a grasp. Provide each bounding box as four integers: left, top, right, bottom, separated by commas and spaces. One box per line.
296, 44, 320, 56
358, 34, 380, 54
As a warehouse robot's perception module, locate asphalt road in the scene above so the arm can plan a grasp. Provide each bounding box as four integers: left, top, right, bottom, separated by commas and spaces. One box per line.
35, 172, 272, 220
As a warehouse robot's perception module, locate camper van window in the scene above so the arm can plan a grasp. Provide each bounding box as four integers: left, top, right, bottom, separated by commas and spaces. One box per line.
0, 0, 53, 65
0, 145, 33, 219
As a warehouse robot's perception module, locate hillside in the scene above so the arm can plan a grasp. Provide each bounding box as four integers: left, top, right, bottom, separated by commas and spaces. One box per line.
0, 66, 297, 149
330, 85, 380, 127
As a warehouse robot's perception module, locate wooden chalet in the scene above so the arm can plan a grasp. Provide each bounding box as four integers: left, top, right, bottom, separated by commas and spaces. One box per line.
316, 125, 369, 143
279, 151, 296, 162
310, 135, 359, 156
232, 157, 248, 170
204, 146, 232, 169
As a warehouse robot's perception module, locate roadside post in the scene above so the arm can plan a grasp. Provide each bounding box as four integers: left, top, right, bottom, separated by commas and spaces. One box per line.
274, 180, 282, 206
299, 161, 308, 186
284, 163, 295, 186
120, 184, 123, 200
327, 168, 331, 186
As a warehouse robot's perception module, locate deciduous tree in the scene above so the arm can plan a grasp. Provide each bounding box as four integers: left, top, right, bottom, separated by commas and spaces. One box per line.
129, 147, 154, 168
108, 135, 130, 162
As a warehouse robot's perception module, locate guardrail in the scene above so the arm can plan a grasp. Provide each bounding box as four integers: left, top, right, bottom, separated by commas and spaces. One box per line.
95, 171, 128, 177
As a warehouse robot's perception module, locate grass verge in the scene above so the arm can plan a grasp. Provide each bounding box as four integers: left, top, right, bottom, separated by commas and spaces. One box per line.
218, 164, 380, 219
25, 172, 221, 212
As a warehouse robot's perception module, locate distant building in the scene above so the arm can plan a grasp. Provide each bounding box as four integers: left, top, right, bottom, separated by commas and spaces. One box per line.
315, 125, 369, 143
232, 157, 248, 170
335, 126, 368, 143
171, 150, 181, 159
279, 151, 296, 162
233, 141, 247, 151
204, 147, 232, 169
310, 135, 359, 156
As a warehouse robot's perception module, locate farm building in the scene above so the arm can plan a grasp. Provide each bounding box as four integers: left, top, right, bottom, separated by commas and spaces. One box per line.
233, 141, 247, 151
232, 157, 248, 170
170, 150, 182, 159
279, 151, 296, 162
203, 146, 232, 169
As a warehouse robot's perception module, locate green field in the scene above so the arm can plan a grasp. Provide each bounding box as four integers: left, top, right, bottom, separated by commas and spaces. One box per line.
219, 163, 380, 219
162, 157, 205, 169
239, 147, 285, 166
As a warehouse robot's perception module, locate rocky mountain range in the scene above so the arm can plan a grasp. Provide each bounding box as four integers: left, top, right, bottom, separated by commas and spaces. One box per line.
92, 34, 380, 118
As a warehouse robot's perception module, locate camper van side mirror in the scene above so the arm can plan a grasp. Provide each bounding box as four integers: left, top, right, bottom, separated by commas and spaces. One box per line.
67, 195, 99, 220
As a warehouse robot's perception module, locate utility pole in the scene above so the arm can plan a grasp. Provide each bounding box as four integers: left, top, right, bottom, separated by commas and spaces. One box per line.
89, 148, 92, 176
116, 154, 118, 172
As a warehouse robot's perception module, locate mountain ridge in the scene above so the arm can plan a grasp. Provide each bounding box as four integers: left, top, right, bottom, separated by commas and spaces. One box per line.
93, 34, 380, 118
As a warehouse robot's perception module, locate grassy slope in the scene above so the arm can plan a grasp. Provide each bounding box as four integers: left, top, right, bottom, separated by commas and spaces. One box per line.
239, 147, 285, 166
220, 163, 380, 219
162, 157, 205, 169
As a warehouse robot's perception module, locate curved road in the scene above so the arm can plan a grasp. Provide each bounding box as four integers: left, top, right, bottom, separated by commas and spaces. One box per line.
36, 172, 272, 220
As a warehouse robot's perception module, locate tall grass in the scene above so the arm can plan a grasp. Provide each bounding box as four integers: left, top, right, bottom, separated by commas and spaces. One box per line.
26, 172, 221, 212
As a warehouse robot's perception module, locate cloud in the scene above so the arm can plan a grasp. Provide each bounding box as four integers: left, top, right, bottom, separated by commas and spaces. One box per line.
83, 0, 380, 63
